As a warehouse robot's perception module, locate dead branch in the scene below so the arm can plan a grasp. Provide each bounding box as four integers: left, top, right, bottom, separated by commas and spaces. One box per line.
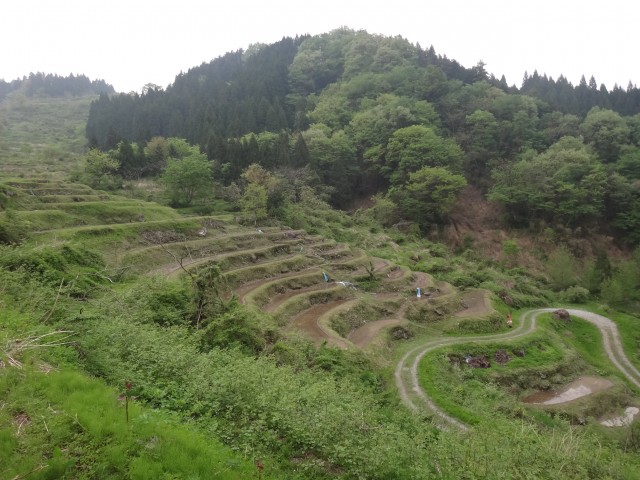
158, 243, 194, 279
11, 464, 45, 480
3, 330, 76, 369
39, 278, 65, 323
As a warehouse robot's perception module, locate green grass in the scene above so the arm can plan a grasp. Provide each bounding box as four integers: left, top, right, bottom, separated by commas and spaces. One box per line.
421, 354, 484, 424
417, 334, 574, 426
540, 314, 614, 374
29, 216, 216, 246
270, 286, 357, 324
0, 300, 261, 479
0, 93, 94, 178
3, 202, 181, 232
246, 270, 324, 307
0, 366, 257, 480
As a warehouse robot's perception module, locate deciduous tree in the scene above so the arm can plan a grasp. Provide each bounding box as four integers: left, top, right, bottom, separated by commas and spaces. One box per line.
389, 166, 466, 230
160, 152, 212, 206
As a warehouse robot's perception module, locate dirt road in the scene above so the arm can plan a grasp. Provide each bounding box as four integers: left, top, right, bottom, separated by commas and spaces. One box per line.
394, 308, 640, 430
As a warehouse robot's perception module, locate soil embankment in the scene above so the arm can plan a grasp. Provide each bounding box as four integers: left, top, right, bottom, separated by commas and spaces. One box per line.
455, 290, 491, 318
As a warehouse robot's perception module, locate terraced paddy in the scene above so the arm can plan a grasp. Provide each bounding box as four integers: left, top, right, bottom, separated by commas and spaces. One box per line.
2, 177, 465, 350
4, 176, 638, 439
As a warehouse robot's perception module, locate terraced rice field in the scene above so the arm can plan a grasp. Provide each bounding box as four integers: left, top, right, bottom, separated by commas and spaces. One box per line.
4, 177, 638, 433
3, 177, 470, 351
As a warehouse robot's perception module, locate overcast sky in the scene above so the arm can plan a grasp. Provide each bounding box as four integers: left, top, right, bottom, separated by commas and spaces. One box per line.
1, 0, 638, 93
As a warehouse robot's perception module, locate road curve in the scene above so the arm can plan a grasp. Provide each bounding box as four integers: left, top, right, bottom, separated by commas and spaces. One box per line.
394, 308, 640, 430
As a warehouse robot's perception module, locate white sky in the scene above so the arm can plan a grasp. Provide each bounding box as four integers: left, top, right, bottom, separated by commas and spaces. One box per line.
1, 0, 638, 93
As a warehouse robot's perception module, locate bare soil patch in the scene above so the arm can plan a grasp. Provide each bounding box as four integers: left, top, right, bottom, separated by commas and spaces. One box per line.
290, 300, 353, 348
455, 289, 491, 318
348, 318, 403, 347
264, 284, 335, 313
347, 302, 410, 347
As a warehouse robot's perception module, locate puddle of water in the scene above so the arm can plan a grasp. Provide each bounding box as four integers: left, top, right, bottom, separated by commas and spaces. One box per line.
600, 407, 639, 427
523, 376, 614, 405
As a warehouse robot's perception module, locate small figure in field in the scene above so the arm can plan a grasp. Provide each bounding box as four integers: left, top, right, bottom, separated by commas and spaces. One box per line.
323, 271, 330, 288
507, 313, 513, 328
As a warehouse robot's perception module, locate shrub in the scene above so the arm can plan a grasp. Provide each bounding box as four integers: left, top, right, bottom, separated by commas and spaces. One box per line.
561, 285, 590, 303
0, 209, 29, 245
443, 271, 480, 288
199, 305, 271, 354
415, 258, 452, 273
451, 312, 504, 334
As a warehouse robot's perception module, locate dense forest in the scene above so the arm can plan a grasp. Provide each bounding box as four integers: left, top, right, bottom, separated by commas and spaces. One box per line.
0, 72, 114, 100
85, 28, 640, 245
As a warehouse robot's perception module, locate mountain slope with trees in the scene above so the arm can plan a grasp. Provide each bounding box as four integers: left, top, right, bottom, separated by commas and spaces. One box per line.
2, 28, 640, 479
85, 28, 640, 246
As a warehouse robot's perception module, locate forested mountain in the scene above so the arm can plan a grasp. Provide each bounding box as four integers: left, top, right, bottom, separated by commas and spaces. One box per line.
0, 72, 114, 100
85, 28, 640, 244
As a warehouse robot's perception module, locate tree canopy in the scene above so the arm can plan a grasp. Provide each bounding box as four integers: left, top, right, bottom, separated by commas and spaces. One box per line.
82, 28, 640, 244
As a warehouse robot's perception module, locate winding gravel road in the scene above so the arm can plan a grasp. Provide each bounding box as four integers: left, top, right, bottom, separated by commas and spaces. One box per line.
394, 308, 640, 430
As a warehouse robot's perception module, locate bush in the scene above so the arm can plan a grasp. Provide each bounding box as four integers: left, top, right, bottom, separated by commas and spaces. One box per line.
450, 312, 504, 334
0, 209, 28, 245
0, 245, 107, 297
561, 285, 590, 303
415, 258, 452, 273
199, 305, 271, 354
443, 271, 480, 288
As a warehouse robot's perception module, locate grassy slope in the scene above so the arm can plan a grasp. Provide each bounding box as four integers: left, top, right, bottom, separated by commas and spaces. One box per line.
0, 302, 259, 480
0, 92, 93, 178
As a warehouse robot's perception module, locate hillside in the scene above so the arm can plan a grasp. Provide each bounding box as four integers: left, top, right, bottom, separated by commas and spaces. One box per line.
2, 32, 640, 479
84, 28, 640, 247
2, 171, 640, 478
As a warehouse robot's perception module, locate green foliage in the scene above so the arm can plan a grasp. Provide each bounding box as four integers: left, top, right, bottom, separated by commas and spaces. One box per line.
0, 93, 95, 177
0, 209, 29, 245
545, 314, 612, 374
463, 109, 499, 185
240, 183, 268, 225
580, 107, 630, 163
490, 137, 607, 226
600, 250, 640, 307
452, 312, 505, 334
502, 239, 519, 257
199, 304, 270, 354
301, 125, 355, 207
367, 194, 400, 227
581, 250, 612, 293
160, 151, 212, 206
330, 300, 398, 336
0, 367, 255, 480
143, 136, 170, 176
79, 315, 431, 478
561, 285, 590, 303
125, 278, 191, 326
380, 125, 464, 184
442, 271, 480, 288
79, 149, 122, 190
546, 246, 578, 291
389, 166, 467, 230
0, 244, 106, 298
